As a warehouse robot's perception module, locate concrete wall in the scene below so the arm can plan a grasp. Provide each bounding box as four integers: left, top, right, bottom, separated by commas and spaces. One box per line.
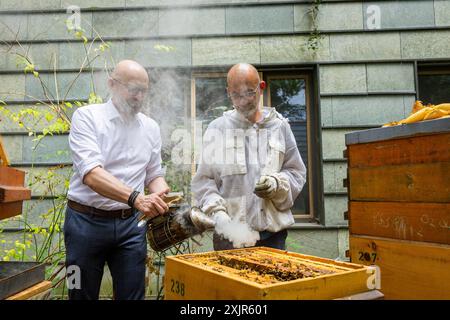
1, 0, 450, 271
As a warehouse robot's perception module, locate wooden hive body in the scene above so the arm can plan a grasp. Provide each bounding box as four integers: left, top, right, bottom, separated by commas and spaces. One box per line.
0, 143, 31, 220
165, 247, 375, 300
345, 118, 450, 299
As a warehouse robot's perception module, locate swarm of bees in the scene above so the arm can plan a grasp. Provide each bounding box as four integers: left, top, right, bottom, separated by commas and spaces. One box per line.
383, 101, 450, 127
179, 249, 347, 285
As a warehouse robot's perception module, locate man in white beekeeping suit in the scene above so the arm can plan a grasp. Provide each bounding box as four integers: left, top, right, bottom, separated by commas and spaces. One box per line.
190, 63, 307, 250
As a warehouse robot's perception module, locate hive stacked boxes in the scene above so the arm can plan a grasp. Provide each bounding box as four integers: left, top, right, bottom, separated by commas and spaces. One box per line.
344, 117, 450, 299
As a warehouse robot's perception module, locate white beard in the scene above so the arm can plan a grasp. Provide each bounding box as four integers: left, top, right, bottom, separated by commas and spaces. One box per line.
113, 94, 146, 123
235, 103, 257, 121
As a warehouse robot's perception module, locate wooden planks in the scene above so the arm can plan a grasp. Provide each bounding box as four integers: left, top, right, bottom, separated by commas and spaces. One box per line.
0, 135, 9, 167
0, 202, 24, 220
5, 281, 52, 300
261, 270, 371, 300
349, 236, 450, 300
0, 166, 27, 185
349, 201, 450, 245
346, 127, 450, 299
349, 161, 450, 202
0, 185, 31, 203
348, 132, 450, 168
165, 257, 262, 300
348, 132, 450, 202
0, 166, 30, 220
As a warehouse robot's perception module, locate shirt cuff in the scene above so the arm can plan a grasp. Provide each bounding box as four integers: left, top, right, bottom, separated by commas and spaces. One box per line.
144, 172, 164, 187
78, 158, 103, 180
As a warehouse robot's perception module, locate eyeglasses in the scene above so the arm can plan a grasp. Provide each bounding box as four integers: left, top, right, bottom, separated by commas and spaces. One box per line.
111, 77, 148, 96
227, 86, 259, 100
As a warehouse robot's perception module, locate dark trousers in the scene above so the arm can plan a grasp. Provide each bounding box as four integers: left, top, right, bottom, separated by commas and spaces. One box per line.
213, 229, 288, 251
63, 206, 147, 300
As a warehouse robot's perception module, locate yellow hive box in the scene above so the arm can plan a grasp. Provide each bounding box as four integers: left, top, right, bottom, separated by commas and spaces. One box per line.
164, 247, 377, 300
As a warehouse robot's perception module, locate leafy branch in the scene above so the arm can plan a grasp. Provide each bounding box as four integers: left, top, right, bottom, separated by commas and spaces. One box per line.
0, 16, 114, 298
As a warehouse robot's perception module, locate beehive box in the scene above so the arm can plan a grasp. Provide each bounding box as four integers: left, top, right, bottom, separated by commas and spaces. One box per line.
0, 166, 31, 220
164, 247, 376, 300
345, 117, 450, 299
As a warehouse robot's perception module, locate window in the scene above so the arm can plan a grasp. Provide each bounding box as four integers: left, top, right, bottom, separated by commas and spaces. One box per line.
192, 73, 231, 125
264, 74, 311, 219
418, 65, 450, 104
192, 69, 319, 222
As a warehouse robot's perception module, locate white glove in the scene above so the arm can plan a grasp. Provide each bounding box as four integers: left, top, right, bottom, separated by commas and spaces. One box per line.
254, 175, 278, 199
189, 207, 215, 231
212, 210, 231, 225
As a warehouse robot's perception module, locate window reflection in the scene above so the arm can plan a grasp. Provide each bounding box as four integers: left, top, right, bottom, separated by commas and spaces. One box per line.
268, 77, 309, 216
195, 77, 232, 124
419, 73, 450, 105
269, 79, 306, 122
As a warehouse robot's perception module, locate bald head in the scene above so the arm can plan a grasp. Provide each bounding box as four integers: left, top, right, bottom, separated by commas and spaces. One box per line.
111, 60, 149, 84
109, 60, 150, 119
226, 63, 263, 122
227, 63, 260, 88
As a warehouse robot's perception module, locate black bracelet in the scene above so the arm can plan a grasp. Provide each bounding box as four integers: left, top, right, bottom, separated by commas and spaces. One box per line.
128, 190, 140, 208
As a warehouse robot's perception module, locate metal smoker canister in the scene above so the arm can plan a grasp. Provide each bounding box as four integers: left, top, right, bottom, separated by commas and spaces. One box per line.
146, 205, 198, 252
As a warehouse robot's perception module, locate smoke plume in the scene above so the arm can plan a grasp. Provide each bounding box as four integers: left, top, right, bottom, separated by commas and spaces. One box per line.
215, 217, 260, 248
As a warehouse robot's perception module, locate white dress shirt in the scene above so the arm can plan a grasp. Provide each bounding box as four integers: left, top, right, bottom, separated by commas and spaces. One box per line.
68, 99, 164, 210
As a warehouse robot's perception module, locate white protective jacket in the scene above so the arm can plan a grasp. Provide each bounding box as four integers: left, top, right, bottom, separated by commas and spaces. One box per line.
191, 107, 307, 232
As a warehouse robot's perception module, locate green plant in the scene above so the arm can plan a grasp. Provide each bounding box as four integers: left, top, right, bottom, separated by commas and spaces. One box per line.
0, 20, 113, 299
0, 17, 195, 299
307, 0, 323, 53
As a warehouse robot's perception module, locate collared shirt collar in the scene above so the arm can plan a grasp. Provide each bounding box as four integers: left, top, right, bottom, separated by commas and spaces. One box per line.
106, 98, 143, 127
105, 98, 121, 121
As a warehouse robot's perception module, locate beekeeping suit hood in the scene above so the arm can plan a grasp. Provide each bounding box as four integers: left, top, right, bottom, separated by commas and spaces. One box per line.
192, 107, 307, 232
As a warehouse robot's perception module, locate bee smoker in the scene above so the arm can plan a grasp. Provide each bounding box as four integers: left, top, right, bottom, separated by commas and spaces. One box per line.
145, 203, 201, 252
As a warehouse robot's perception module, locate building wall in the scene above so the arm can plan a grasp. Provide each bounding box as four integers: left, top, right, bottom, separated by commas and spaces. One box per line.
1, 1, 450, 266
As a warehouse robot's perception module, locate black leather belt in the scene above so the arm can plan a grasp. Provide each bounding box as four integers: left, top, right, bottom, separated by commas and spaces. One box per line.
68, 200, 135, 219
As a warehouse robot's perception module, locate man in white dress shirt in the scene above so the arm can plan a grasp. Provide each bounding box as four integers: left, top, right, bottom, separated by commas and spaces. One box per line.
64, 60, 170, 300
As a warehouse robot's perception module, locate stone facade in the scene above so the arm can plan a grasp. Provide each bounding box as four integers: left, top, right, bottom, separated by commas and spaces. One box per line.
1, 0, 449, 297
